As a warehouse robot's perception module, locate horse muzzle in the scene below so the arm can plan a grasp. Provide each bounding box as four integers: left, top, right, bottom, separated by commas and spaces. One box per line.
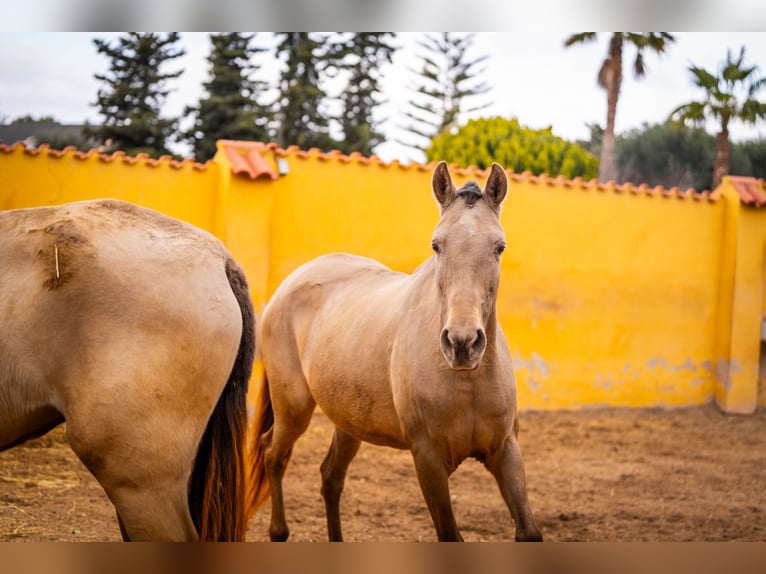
440, 326, 487, 370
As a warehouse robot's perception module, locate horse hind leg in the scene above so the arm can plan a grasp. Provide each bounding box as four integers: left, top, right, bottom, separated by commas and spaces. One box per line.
106, 479, 197, 541
67, 413, 200, 541
320, 427, 361, 541
261, 377, 316, 542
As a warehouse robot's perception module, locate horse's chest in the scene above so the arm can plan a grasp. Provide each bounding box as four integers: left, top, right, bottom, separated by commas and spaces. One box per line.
405, 380, 511, 456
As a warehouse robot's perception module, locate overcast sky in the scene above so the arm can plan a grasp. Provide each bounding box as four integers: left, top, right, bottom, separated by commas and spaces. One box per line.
0, 32, 764, 163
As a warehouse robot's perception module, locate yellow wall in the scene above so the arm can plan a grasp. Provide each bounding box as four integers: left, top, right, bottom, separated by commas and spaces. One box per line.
500, 181, 725, 410
2, 142, 765, 413
0, 146, 221, 236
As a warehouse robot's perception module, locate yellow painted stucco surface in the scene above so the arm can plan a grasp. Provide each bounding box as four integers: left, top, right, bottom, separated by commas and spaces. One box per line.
2, 143, 764, 412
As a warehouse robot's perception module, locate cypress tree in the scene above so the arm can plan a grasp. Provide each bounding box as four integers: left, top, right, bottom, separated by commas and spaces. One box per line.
89, 33, 185, 158
184, 33, 274, 162
334, 33, 397, 156
274, 33, 337, 151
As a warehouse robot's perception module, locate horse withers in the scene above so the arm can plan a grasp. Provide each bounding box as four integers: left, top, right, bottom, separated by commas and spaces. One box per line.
250, 162, 543, 542
0, 199, 254, 541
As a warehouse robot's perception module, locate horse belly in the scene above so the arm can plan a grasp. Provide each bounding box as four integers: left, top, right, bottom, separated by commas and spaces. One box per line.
0, 374, 64, 450
303, 334, 406, 449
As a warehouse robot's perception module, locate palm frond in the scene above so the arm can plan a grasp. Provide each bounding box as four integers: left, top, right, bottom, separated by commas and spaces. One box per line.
564, 33, 597, 47
689, 65, 719, 90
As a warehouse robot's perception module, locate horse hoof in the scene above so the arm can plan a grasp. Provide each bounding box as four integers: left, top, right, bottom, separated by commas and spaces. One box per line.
516, 531, 544, 542
269, 526, 290, 542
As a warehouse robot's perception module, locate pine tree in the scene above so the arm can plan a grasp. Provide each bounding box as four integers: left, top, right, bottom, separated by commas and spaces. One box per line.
333, 33, 396, 156
89, 33, 185, 158
274, 33, 336, 151
184, 33, 274, 162
400, 33, 491, 153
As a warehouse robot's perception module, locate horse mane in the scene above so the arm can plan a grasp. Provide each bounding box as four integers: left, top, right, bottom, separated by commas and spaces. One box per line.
456, 182, 483, 206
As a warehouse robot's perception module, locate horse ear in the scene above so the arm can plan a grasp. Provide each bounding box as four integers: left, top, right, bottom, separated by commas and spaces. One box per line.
485, 163, 508, 209
432, 161, 455, 207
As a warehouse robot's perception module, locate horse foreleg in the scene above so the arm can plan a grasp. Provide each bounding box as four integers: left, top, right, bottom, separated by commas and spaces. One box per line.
320, 427, 361, 541
410, 441, 462, 541
485, 438, 543, 541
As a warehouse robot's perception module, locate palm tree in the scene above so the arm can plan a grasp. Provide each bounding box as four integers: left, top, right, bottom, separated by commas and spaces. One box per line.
564, 32, 675, 182
670, 46, 766, 189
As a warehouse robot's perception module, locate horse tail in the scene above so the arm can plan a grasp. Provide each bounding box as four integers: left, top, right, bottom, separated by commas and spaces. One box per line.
188, 257, 255, 541
248, 369, 274, 514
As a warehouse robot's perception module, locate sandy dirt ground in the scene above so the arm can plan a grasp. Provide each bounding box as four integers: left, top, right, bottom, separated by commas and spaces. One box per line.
1, 404, 764, 542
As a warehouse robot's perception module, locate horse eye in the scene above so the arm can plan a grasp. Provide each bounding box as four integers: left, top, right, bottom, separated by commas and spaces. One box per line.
495, 244, 506, 256
431, 240, 441, 254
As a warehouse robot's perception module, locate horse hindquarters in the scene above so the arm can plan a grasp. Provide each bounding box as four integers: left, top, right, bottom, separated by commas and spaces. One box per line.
66, 261, 249, 541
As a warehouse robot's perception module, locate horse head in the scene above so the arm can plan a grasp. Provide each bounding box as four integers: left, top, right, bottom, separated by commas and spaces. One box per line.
430, 161, 508, 371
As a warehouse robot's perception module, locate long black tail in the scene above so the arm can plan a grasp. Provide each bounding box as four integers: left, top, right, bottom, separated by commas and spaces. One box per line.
188, 257, 255, 541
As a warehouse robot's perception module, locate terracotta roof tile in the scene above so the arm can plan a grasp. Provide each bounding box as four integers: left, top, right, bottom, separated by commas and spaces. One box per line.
0, 142, 210, 170
216, 140, 278, 180
6, 141, 760, 208
726, 176, 766, 207
253, 142, 725, 203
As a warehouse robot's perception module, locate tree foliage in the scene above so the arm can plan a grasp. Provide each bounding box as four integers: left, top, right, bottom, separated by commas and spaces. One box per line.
184, 33, 274, 162
89, 33, 185, 158
426, 117, 599, 179
332, 33, 396, 156
401, 33, 491, 153
733, 138, 766, 180
670, 46, 766, 188
274, 33, 337, 151
614, 121, 765, 191
616, 122, 716, 190
564, 32, 675, 182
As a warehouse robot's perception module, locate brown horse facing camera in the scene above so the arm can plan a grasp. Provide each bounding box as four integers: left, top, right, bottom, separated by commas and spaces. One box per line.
250, 161, 543, 542
0, 200, 254, 541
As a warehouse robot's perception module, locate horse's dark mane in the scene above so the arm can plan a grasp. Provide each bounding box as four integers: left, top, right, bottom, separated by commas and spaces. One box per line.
456, 182, 483, 206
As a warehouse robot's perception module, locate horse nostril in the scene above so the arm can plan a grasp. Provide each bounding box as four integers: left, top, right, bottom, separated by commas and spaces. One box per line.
472, 329, 486, 355
441, 328, 452, 351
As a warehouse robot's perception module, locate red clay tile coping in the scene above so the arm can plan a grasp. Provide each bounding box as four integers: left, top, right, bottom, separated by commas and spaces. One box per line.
9, 141, 766, 207
217, 140, 278, 180
217, 141, 722, 202
0, 142, 211, 170
726, 175, 766, 207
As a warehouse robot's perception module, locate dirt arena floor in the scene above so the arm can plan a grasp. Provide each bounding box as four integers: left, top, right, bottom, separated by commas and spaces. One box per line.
1, 404, 764, 542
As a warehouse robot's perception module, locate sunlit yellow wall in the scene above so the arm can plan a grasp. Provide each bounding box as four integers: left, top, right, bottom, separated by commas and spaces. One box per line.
2, 143, 764, 413
712, 182, 766, 413
500, 181, 724, 410
0, 146, 221, 235
245, 151, 728, 411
